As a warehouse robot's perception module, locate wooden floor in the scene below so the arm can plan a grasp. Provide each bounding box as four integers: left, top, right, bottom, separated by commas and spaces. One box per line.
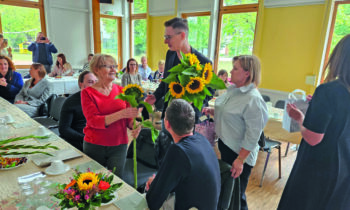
245, 142, 298, 210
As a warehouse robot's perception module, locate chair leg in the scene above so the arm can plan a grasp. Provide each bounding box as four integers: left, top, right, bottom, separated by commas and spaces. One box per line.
284, 143, 290, 157
260, 151, 271, 187
278, 146, 281, 178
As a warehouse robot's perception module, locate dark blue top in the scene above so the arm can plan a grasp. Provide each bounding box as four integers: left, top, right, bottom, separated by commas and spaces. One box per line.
28, 42, 57, 65
0, 71, 23, 103
278, 80, 350, 210
146, 133, 221, 210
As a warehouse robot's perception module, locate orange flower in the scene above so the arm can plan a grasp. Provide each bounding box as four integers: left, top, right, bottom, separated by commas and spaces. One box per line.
65, 180, 77, 190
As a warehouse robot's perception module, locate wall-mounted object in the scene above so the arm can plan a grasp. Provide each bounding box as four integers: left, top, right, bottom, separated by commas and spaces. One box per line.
99, 0, 113, 4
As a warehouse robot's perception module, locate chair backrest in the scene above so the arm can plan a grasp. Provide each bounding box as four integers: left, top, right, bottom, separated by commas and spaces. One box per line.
38, 94, 57, 117
262, 95, 271, 102
49, 96, 66, 121
275, 100, 285, 109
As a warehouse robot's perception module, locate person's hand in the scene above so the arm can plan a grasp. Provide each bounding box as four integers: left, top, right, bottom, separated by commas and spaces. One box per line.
145, 174, 156, 192
202, 107, 214, 116
44, 37, 51, 44
121, 107, 139, 119
231, 158, 244, 178
130, 123, 141, 139
145, 94, 156, 105
287, 103, 304, 124
0, 78, 7, 87
306, 94, 312, 102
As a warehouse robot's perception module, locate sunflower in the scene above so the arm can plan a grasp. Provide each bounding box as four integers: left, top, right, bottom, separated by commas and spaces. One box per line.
186, 53, 200, 67
169, 82, 185, 98
202, 63, 213, 84
122, 84, 144, 100
186, 77, 205, 94
77, 172, 99, 191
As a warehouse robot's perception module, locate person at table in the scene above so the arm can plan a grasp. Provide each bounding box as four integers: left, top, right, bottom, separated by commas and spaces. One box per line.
49, 53, 73, 77
28, 32, 58, 74
80, 53, 94, 72
152, 60, 165, 80
81, 54, 141, 177
0, 55, 23, 104
278, 35, 350, 210
14, 63, 50, 117
59, 71, 97, 152
0, 39, 12, 59
215, 69, 230, 96
138, 56, 152, 81
146, 99, 220, 210
203, 55, 268, 210
121, 58, 142, 87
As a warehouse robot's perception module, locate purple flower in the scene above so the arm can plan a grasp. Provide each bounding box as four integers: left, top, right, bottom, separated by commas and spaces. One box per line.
85, 194, 90, 200
74, 195, 81, 201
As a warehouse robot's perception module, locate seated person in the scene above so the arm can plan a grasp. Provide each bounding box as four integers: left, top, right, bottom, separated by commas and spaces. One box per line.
49, 53, 73, 77
215, 69, 230, 96
0, 39, 12, 59
80, 53, 94, 72
59, 71, 97, 151
14, 63, 50, 117
0, 55, 23, 103
138, 56, 152, 81
146, 99, 220, 210
121, 58, 142, 87
152, 60, 165, 80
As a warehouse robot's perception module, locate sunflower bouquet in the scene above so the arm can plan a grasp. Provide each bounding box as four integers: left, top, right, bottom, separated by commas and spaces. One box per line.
115, 84, 159, 188
163, 53, 227, 111
53, 169, 123, 209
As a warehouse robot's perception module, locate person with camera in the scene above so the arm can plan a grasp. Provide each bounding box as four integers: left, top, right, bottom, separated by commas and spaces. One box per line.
28, 32, 58, 74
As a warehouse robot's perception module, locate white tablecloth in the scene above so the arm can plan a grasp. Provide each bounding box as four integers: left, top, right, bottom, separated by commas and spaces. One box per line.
24, 76, 80, 96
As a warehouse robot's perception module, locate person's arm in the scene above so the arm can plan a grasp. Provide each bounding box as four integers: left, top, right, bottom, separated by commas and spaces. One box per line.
26, 82, 51, 107
6, 73, 23, 99
48, 43, 58, 53
27, 42, 36, 51
64, 63, 73, 76
146, 145, 190, 210
49, 66, 58, 77
14, 80, 27, 102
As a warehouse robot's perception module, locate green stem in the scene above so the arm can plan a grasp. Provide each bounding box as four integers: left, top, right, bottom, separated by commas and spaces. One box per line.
133, 118, 137, 189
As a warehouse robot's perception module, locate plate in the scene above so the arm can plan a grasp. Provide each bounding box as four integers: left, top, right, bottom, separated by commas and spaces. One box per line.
0, 157, 28, 170
101, 192, 119, 206
45, 164, 70, 175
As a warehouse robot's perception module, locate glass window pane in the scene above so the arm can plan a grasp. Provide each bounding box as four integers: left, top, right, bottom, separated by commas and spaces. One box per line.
217, 12, 257, 73
132, 0, 147, 14
186, 15, 210, 57
329, 4, 350, 55
224, 0, 258, 6
0, 5, 41, 65
100, 18, 119, 62
132, 19, 147, 60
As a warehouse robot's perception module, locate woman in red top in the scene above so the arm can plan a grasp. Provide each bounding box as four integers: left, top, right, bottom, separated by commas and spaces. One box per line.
81, 54, 140, 178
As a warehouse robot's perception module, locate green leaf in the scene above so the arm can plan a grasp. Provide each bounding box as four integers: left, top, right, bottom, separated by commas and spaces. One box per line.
141, 120, 153, 128
139, 101, 153, 114
203, 86, 212, 96
151, 128, 159, 143
168, 64, 183, 73
208, 74, 227, 90
162, 73, 178, 84
164, 91, 171, 102
182, 67, 198, 76
178, 74, 191, 87
193, 98, 203, 111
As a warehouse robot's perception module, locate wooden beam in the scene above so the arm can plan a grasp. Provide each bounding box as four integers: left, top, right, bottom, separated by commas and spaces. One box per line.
117, 17, 123, 69
182, 11, 211, 18
92, 0, 101, 54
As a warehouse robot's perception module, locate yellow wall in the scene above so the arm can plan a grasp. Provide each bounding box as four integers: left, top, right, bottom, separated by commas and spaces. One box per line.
256, 4, 326, 94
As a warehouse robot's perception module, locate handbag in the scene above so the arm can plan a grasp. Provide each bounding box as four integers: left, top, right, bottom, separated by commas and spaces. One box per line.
195, 116, 216, 146
282, 89, 309, 132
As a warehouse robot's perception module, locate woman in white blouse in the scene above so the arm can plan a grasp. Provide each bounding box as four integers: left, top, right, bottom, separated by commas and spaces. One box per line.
203, 55, 268, 210
49, 53, 73, 77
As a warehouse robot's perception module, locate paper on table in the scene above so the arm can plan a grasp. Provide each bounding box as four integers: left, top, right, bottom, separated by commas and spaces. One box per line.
74, 160, 103, 172
31, 148, 83, 167
114, 192, 148, 210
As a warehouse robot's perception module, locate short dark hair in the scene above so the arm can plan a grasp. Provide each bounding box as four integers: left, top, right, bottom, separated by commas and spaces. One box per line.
165, 99, 195, 136
164, 17, 189, 36
78, 71, 92, 84
88, 53, 94, 57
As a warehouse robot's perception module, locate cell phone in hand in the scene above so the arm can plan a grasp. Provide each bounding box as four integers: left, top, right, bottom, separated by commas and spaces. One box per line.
40, 37, 46, 40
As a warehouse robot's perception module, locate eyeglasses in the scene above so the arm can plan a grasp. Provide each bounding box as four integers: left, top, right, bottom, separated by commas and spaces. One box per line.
99, 65, 118, 69
129, 64, 137, 66
164, 32, 182, 40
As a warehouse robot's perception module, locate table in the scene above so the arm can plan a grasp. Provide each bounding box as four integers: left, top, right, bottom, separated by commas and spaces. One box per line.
24, 76, 80, 96
0, 97, 147, 209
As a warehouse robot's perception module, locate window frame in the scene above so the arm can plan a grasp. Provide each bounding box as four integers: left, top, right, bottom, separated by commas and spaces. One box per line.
0, 0, 46, 69
129, 1, 147, 58
214, 0, 259, 73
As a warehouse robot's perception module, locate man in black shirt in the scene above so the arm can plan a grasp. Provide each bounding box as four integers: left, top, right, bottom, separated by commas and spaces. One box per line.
146, 99, 220, 210
59, 71, 97, 151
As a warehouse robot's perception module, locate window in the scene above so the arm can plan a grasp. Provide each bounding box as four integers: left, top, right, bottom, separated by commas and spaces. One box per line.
0, 0, 45, 67
129, 0, 147, 60
215, 0, 259, 73
100, 15, 122, 68
182, 12, 211, 57
322, 1, 350, 81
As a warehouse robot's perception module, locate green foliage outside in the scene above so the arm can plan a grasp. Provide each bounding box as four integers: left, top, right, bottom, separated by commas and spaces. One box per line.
133, 19, 147, 57
100, 18, 118, 60
329, 4, 350, 55
224, 0, 258, 6
187, 16, 210, 57
133, 0, 147, 14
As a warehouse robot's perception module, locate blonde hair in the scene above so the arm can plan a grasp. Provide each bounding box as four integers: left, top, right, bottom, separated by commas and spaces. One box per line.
235, 55, 261, 86
31, 63, 46, 78
89, 54, 116, 76
158, 60, 165, 65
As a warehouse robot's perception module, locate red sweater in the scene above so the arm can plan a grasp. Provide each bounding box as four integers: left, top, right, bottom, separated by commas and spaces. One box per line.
81, 84, 131, 146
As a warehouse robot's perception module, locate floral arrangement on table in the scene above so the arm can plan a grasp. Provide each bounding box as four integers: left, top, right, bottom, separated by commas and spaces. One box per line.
163, 52, 227, 111
53, 169, 123, 209
0, 135, 58, 169
115, 84, 159, 188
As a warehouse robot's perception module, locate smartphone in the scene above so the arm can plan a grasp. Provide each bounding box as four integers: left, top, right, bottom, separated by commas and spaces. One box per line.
40, 37, 46, 40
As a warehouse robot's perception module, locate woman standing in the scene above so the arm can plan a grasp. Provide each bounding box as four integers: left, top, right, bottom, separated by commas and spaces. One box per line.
49, 53, 73, 77
278, 35, 350, 210
0, 55, 23, 103
203, 55, 268, 210
81, 54, 140, 177
121, 58, 142, 87
14, 63, 50, 117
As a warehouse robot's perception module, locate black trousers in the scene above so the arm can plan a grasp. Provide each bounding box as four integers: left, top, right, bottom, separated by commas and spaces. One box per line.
218, 139, 253, 210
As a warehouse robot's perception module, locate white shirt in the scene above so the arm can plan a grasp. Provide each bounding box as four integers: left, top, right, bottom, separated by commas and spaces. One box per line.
138, 65, 152, 81
215, 83, 268, 166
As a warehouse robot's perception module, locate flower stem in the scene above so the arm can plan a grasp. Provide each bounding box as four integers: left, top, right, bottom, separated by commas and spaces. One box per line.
133, 118, 137, 189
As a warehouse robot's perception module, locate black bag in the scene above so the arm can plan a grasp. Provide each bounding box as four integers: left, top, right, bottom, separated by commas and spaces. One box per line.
154, 130, 174, 168
258, 132, 266, 148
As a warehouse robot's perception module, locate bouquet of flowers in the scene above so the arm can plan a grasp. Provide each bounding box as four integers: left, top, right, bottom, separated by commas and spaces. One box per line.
162, 53, 227, 110
53, 169, 123, 209
115, 84, 159, 188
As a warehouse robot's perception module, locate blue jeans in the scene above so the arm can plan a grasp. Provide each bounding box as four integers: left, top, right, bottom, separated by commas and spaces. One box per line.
83, 141, 127, 178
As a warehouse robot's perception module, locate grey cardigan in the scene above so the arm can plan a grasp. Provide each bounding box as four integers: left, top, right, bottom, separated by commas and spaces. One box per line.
121, 72, 142, 87
15, 77, 51, 107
